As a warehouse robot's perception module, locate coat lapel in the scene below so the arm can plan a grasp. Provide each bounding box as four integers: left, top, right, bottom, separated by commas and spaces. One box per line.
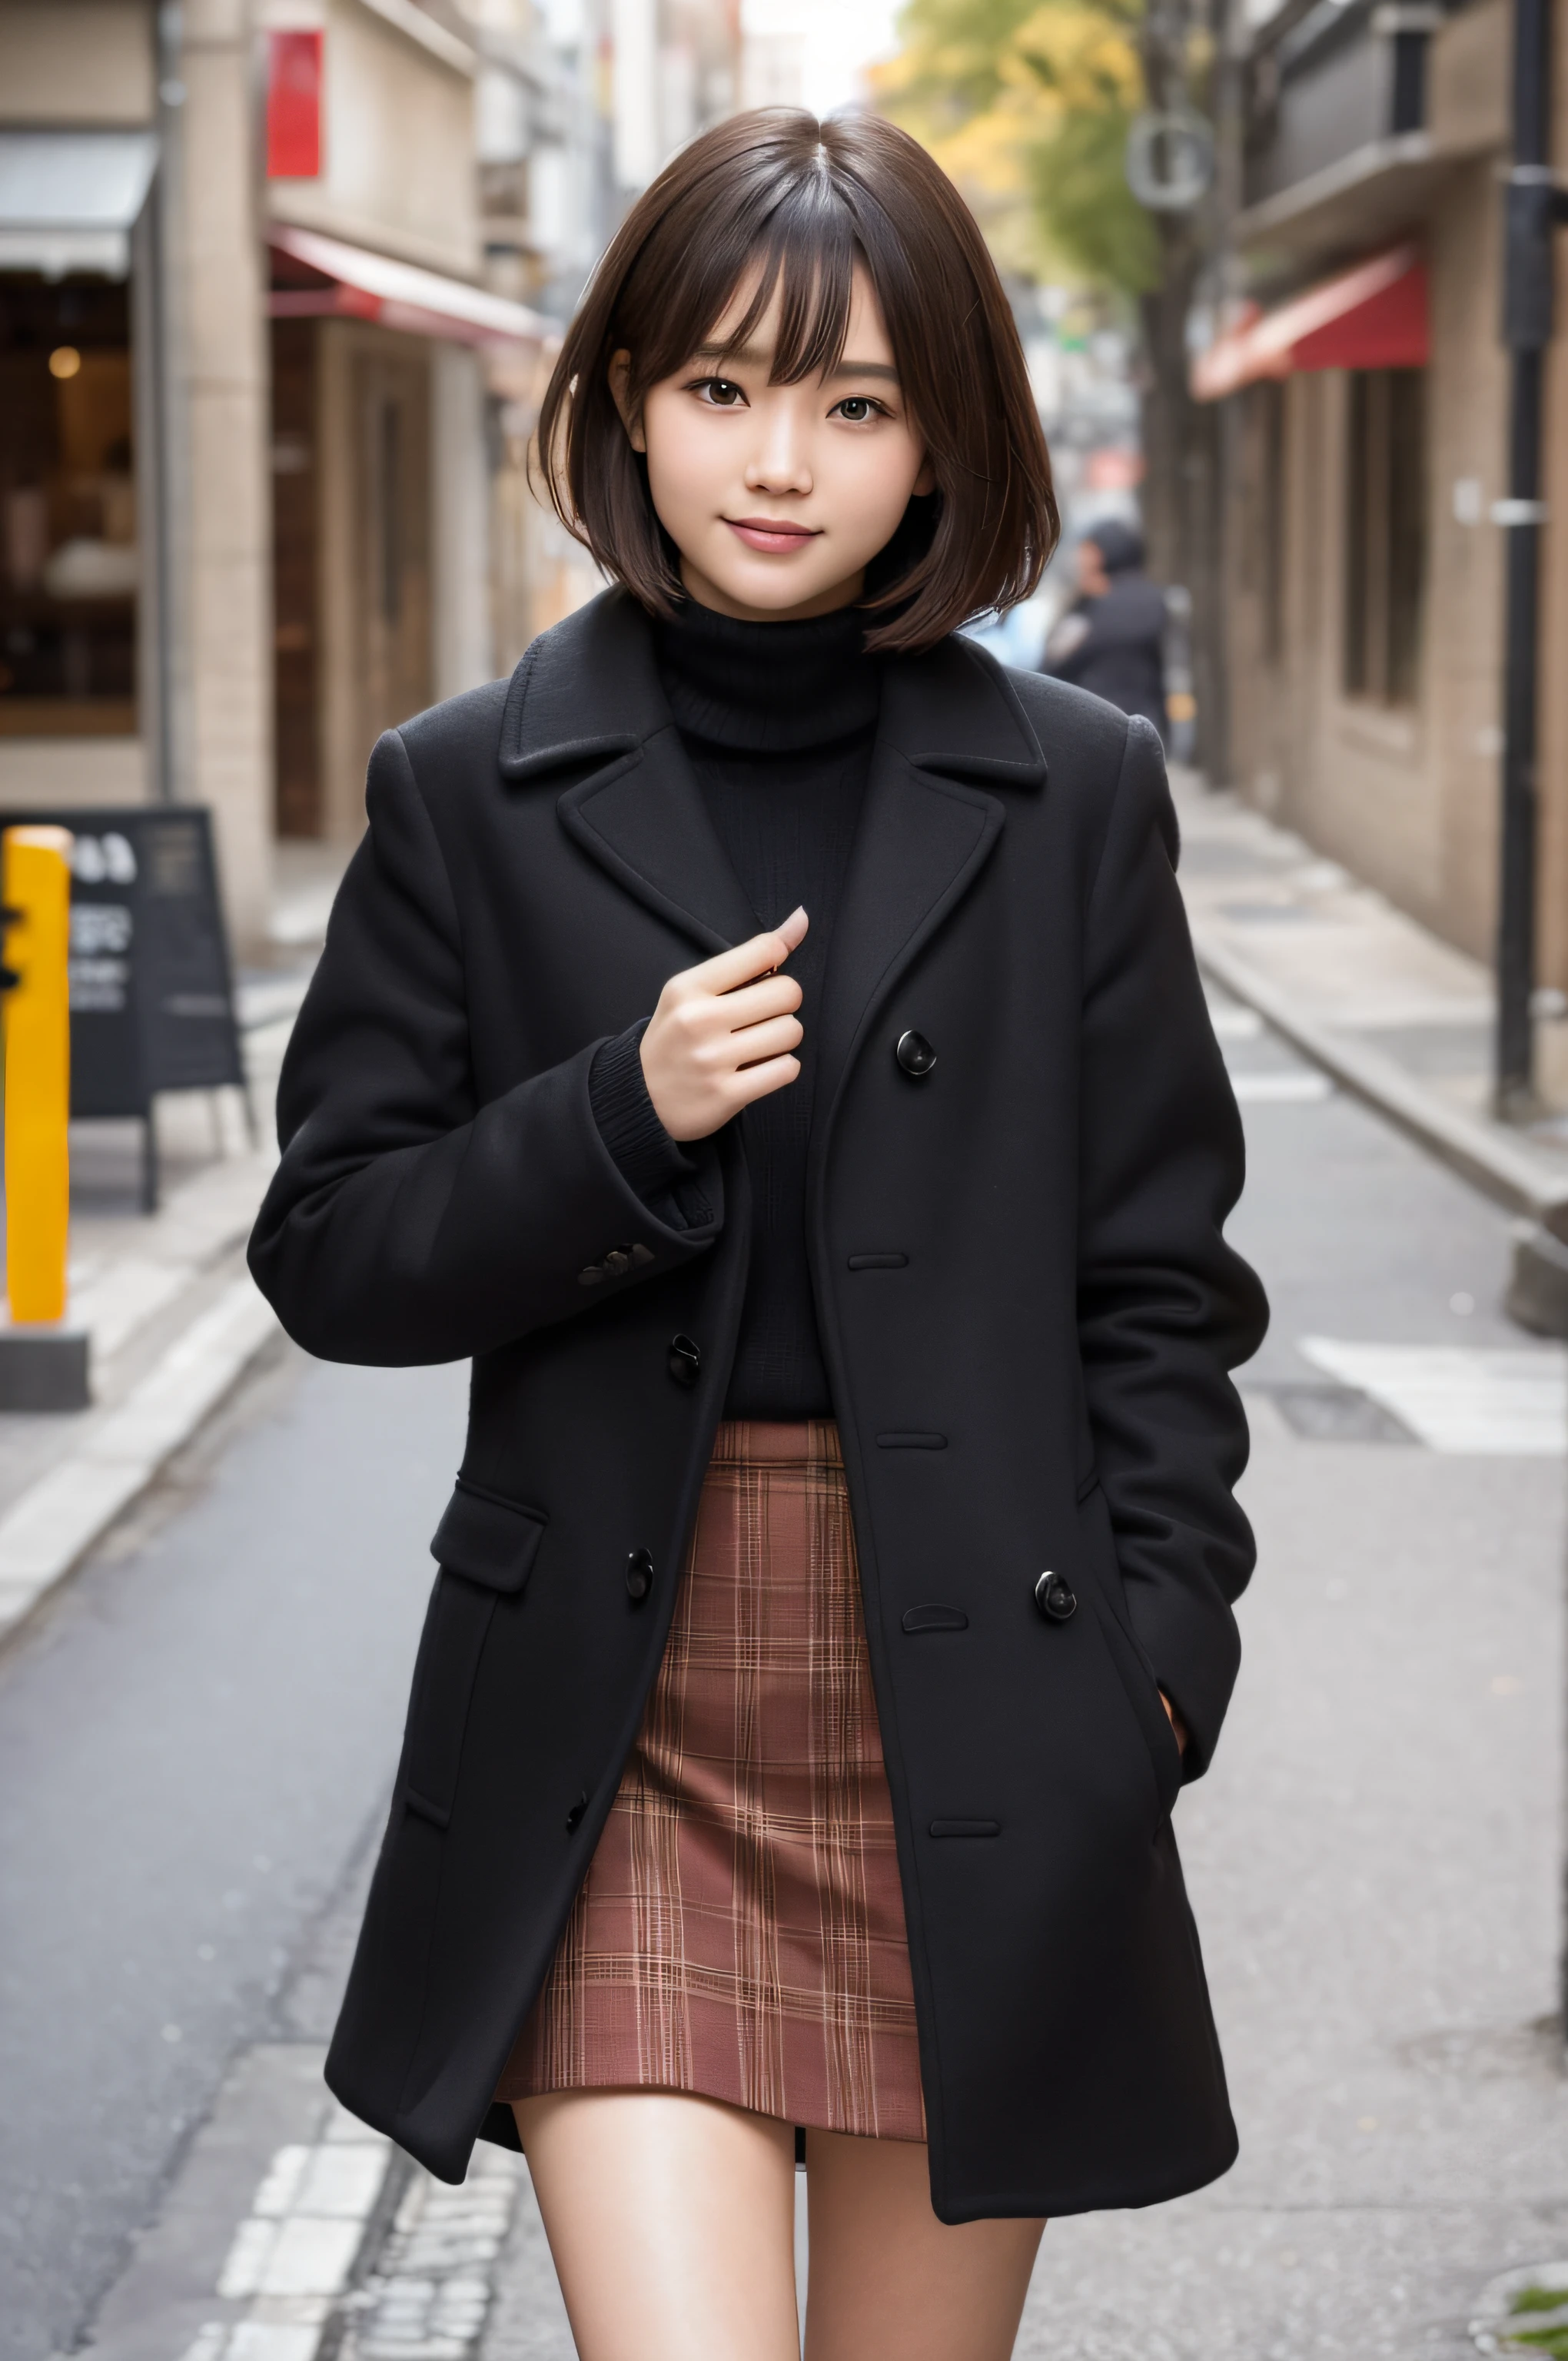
556, 729, 759, 958
809, 633, 1048, 1170
498, 589, 756, 958
497, 590, 1048, 1071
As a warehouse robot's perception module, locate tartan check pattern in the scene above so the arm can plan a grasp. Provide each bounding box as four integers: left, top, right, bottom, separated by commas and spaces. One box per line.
497, 1420, 925, 2140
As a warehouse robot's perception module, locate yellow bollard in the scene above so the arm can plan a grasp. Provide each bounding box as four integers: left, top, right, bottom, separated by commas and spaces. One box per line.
4, 825, 74, 1324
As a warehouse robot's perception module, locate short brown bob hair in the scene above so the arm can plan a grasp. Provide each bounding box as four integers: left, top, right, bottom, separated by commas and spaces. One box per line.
537, 109, 1058, 653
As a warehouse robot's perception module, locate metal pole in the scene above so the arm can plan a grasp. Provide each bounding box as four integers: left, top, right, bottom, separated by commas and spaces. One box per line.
1494, 0, 1554, 1119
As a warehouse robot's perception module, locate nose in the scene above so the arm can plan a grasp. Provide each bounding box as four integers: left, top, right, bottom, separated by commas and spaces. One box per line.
744, 407, 812, 499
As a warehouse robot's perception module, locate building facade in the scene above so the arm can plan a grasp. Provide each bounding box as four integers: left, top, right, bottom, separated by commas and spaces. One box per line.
1201, 0, 1568, 997
0, 0, 739, 948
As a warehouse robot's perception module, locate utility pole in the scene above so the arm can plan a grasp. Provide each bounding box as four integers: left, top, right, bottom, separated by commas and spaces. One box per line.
1129, 0, 1231, 779
1495, 0, 1565, 1120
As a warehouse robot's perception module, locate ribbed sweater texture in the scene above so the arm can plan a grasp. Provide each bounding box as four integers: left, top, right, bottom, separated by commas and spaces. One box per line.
587, 598, 879, 1417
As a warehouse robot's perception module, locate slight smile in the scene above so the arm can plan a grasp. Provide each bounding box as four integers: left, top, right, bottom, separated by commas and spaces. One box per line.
725, 516, 822, 555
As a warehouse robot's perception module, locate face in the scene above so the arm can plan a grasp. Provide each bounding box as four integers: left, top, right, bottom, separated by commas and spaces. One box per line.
612, 265, 935, 623
1075, 538, 1110, 598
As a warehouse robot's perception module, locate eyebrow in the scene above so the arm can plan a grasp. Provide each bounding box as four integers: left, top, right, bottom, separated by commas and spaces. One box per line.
691, 343, 901, 385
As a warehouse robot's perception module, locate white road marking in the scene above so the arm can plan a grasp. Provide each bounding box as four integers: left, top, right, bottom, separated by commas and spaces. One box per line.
1208, 1006, 1264, 1041
1300, 1338, 1568, 1455
182, 2105, 520, 2361
1230, 1068, 1334, 1103
186, 2108, 393, 2361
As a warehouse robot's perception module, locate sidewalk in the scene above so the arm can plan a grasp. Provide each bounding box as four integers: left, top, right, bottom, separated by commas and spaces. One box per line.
1170, 774, 1568, 1332
0, 842, 349, 1646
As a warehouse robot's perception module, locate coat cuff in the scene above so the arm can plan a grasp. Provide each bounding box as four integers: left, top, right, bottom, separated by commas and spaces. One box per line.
588, 1021, 709, 1230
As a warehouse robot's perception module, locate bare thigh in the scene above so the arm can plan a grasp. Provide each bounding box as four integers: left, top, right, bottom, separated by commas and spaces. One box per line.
803, 2129, 1045, 2361
512, 2090, 799, 2361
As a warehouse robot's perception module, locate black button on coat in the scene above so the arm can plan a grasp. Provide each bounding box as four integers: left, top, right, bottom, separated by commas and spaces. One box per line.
247, 589, 1267, 2224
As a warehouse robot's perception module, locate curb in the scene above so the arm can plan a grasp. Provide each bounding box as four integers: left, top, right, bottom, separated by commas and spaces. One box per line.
1191, 929, 1568, 1342
0, 1275, 280, 1644
1191, 928, 1568, 1228
1507, 1221, 1568, 1339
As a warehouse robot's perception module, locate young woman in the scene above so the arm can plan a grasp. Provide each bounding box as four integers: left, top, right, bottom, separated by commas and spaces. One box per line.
250, 108, 1267, 2361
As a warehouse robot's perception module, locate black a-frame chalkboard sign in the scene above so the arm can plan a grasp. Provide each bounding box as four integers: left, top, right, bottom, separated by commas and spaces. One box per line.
5, 805, 251, 1209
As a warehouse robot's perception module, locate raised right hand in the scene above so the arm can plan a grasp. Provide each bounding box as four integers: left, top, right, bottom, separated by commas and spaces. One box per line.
639, 908, 809, 1143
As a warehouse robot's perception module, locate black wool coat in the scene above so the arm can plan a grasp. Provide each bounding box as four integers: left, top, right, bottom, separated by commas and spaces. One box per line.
248, 588, 1267, 2223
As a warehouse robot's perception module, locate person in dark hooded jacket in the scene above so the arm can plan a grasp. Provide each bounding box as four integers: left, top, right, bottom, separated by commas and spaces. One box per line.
1041, 518, 1169, 741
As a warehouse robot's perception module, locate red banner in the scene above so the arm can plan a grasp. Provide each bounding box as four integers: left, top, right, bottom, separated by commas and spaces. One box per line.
266, 31, 323, 181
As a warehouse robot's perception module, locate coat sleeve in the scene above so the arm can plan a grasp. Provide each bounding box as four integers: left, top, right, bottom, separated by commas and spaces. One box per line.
1075, 716, 1268, 1777
247, 726, 723, 1366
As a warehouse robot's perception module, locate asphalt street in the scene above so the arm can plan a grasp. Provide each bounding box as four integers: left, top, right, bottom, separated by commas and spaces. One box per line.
0, 1345, 467, 2361
0, 991, 1563, 2361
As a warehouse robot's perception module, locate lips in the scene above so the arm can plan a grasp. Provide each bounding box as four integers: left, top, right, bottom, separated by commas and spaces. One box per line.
726, 517, 821, 556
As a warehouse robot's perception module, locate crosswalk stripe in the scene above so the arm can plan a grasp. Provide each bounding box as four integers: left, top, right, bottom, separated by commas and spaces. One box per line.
1299, 1338, 1567, 1455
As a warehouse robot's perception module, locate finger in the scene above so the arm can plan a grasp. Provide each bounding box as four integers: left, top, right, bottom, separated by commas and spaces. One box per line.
679, 916, 809, 1001
713, 974, 804, 1031
729, 1014, 804, 1069
727, 1051, 801, 1107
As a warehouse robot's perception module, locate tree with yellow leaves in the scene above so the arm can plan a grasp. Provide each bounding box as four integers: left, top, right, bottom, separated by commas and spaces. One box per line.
872, 0, 1158, 296
875, 0, 1229, 775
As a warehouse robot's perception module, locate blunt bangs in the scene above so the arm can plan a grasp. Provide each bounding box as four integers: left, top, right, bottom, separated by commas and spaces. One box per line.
537, 111, 1058, 653
625, 162, 860, 400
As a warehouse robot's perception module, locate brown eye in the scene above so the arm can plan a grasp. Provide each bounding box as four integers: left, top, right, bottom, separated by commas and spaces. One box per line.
699, 377, 744, 407
835, 397, 879, 423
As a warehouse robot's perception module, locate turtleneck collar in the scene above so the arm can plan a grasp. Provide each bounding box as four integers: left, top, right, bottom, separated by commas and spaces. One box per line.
653, 596, 881, 754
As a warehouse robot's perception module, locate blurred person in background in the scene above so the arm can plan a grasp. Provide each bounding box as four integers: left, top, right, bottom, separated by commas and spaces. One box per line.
1041, 519, 1169, 742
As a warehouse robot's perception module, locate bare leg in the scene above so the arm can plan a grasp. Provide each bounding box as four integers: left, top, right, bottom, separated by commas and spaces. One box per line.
512, 2090, 799, 2361
802, 2130, 1045, 2361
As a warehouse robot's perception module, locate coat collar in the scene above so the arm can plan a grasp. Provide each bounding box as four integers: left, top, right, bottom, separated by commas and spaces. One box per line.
498, 589, 1046, 1124
498, 586, 1048, 805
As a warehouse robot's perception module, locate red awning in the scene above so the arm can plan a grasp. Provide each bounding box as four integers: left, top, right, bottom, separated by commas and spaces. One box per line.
1191, 244, 1427, 401
267, 223, 550, 350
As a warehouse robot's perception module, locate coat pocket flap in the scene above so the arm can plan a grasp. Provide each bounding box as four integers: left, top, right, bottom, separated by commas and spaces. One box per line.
430, 1482, 548, 1593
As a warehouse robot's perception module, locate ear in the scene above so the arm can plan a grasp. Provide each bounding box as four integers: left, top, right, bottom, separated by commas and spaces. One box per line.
912, 453, 936, 498
609, 350, 646, 454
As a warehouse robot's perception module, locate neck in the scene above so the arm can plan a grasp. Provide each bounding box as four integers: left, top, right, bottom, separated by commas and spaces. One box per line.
653, 595, 880, 755
678, 554, 867, 624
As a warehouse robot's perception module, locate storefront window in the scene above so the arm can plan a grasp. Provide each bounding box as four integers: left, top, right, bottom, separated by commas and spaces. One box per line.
0, 274, 138, 736
1343, 367, 1425, 709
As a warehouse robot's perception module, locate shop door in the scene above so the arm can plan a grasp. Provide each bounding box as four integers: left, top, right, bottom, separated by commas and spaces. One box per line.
354, 350, 430, 758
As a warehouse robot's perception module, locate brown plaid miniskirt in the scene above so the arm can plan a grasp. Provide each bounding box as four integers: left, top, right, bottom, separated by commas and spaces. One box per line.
495, 1420, 926, 2140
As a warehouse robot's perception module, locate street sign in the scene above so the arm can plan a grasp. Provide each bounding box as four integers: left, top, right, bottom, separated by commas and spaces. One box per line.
7, 805, 249, 1209
1125, 109, 1214, 213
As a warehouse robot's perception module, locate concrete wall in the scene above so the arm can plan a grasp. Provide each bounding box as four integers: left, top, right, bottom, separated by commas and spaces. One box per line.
171, 0, 274, 948
264, 0, 480, 280
430, 341, 493, 702
0, 0, 156, 122
1228, 156, 1517, 975
1427, 164, 1510, 961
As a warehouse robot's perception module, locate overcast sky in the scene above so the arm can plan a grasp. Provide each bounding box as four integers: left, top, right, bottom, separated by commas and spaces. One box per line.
740, 0, 906, 116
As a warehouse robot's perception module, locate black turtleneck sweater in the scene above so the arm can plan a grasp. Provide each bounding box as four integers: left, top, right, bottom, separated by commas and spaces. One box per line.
587, 599, 879, 1419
